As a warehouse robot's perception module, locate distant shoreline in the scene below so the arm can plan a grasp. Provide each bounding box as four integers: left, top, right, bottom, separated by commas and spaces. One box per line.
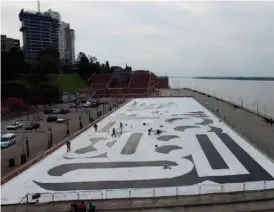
193, 77, 274, 81
168, 76, 274, 81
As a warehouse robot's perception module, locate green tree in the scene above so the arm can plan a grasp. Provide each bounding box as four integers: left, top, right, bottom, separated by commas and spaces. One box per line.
76, 52, 90, 78
39, 46, 61, 76
1, 48, 25, 80
105, 61, 110, 72
125, 64, 132, 72
89, 55, 98, 64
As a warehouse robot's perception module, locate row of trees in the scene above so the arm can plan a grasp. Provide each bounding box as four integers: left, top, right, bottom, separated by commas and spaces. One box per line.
76, 52, 132, 80
1, 46, 133, 105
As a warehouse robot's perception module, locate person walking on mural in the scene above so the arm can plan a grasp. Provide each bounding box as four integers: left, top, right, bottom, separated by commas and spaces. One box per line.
120, 122, 123, 133
94, 123, 98, 132
66, 141, 71, 152
78, 201, 87, 212
156, 129, 163, 135
87, 201, 97, 212
112, 127, 116, 137
148, 128, 152, 135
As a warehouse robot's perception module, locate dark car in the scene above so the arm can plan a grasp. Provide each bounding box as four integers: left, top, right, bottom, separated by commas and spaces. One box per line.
91, 100, 99, 107
47, 116, 58, 123
25, 122, 40, 130
99, 99, 108, 105
61, 108, 70, 114
44, 108, 53, 114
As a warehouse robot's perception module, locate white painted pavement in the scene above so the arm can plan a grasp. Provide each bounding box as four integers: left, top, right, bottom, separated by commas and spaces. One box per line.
1, 97, 274, 205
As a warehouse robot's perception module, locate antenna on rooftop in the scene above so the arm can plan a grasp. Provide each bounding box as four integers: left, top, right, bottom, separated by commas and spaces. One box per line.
37, 0, 41, 12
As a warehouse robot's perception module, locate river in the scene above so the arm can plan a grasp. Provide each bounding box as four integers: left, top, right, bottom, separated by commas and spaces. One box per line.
169, 78, 274, 119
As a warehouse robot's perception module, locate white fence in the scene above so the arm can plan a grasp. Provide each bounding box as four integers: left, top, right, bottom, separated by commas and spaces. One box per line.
16, 181, 274, 204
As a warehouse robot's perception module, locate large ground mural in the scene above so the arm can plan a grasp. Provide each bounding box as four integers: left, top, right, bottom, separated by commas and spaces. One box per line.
2, 97, 274, 204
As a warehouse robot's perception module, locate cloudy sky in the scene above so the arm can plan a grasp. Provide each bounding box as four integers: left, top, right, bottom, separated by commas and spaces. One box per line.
1, 1, 274, 77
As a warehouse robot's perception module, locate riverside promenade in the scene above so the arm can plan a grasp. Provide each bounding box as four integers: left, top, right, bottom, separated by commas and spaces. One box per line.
159, 88, 274, 160
2, 91, 274, 212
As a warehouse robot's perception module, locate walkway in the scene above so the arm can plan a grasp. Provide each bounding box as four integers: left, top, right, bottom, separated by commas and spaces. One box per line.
160, 88, 274, 160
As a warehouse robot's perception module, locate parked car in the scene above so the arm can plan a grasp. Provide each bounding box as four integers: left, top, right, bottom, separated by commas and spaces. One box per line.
90, 100, 99, 107
99, 99, 108, 105
61, 108, 70, 114
25, 122, 40, 130
1, 133, 16, 148
47, 116, 58, 122
69, 103, 76, 108
53, 108, 60, 114
56, 116, 69, 123
44, 108, 53, 114
83, 102, 91, 108
6, 122, 23, 130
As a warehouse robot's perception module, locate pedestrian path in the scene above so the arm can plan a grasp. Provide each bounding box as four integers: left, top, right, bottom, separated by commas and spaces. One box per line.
181, 89, 274, 160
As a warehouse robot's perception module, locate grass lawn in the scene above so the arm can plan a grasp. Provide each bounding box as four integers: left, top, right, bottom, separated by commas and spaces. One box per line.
48, 74, 88, 92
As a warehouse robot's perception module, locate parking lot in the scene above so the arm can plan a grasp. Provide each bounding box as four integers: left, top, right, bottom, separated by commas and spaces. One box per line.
1, 98, 122, 177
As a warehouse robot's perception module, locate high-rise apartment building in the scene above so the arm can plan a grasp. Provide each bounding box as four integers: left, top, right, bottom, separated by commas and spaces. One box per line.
59, 22, 67, 60
19, 9, 60, 60
1, 35, 20, 52
59, 22, 75, 64
70, 29, 75, 64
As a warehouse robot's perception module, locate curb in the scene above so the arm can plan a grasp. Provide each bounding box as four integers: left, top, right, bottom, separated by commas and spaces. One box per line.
1, 99, 133, 185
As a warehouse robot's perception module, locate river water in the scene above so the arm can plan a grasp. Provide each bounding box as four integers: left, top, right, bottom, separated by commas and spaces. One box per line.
169, 78, 274, 118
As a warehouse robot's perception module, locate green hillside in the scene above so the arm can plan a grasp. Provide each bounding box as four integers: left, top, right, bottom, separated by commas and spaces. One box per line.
48, 74, 88, 92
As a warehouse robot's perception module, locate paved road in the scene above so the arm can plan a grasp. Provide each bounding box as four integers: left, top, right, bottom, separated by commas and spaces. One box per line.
159, 88, 274, 160
1, 98, 122, 177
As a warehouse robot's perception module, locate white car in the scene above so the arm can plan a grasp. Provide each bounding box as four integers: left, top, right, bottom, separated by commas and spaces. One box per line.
6, 122, 23, 130
56, 116, 68, 123
53, 108, 60, 114
1, 133, 16, 148
69, 103, 76, 108
83, 102, 91, 108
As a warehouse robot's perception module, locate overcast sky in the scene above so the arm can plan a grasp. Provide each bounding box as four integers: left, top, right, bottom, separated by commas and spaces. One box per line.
1, 1, 274, 77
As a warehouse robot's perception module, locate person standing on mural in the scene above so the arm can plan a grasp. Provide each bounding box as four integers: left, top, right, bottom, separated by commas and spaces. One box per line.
148, 128, 152, 135
112, 127, 116, 137
66, 141, 71, 152
156, 129, 162, 135
120, 122, 123, 133
94, 123, 98, 132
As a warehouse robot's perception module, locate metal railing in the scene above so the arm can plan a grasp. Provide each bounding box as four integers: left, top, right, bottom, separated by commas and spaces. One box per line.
12, 181, 274, 211
189, 88, 274, 119
198, 96, 274, 159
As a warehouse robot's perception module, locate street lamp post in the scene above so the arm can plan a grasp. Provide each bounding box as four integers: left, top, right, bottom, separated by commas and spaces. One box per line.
74, 93, 78, 112
239, 97, 243, 107
25, 137, 30, 158
79, 115, 83, 129
264, 105, 266, 117
66, 120, 70, 135
253, 101, 259, 115
48, 128, 53, 148
228, 95, 232, 102
21, 135, 25, 155
88, 109, 92, 123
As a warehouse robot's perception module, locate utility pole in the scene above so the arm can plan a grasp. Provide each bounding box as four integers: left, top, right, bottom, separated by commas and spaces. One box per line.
26, 137, 30, 158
